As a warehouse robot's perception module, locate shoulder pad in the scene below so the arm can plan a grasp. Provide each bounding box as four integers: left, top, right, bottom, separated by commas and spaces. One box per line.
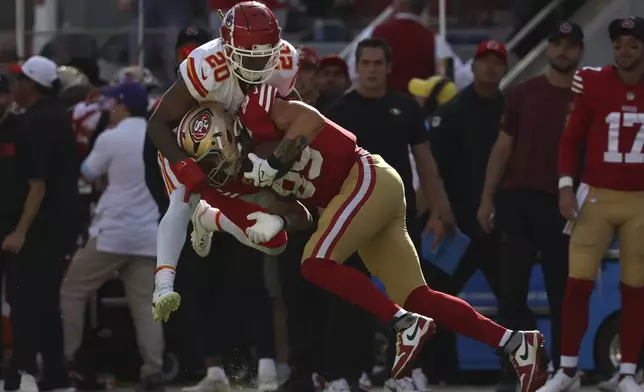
268, 40, 299, 97
178, 39, 231, 101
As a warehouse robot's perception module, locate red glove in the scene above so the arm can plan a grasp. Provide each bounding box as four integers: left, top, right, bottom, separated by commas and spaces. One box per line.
169, 158, 206, 202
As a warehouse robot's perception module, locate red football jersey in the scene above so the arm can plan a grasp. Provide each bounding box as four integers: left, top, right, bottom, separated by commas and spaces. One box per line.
559, 66, 644, 190
239, 84, 365, 207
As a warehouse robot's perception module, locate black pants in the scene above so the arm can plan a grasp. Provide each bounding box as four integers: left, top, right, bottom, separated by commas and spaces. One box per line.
422, 225, 502, 382
322, 254, 376, 382
6, 220, 75, 384
496, 190, 569, 370
278, 226, 324, 381
197, 233, 275, 361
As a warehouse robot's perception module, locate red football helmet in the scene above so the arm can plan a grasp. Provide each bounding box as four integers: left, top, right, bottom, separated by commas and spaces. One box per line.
220, 1, 282, 84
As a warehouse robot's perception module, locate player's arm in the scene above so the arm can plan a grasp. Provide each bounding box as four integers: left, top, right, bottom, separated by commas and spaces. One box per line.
147, 78, 196, 163
480, 86, 522, 205
268, 98, 325, 168
558, 69, 594, 221
558, 95, 592, 183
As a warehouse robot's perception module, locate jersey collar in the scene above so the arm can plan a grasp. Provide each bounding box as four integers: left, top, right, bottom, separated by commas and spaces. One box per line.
394, 12, 424, 24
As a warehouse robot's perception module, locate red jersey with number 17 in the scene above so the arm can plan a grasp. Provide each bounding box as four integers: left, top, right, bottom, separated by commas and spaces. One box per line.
239, 84, 365, 207
559, 66, 644, 190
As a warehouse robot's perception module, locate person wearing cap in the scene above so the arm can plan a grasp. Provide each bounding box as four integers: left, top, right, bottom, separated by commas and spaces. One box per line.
419, 39, 507, 383
175, 25, 212, 69
2, 55, 79, 392
294, 46, 320, 105
315, 55, 351, 110
60, 80, 165, 392
538, 16, 644, 392
476, 21, 584, 392
325, 37, 455, 391
0, 73, 24, 368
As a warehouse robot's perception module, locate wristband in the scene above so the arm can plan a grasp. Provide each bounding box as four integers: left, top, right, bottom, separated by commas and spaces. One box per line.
558, 176, 573, 189
266, 154, 287, 172
267, 154, 295, 179
278, 215, 289, 230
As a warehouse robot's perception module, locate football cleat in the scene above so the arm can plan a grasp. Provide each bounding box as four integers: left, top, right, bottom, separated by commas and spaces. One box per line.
504, 330, 550, 392
152, 284, 181, 322
391, 313, 436, 379
191, 200, 213, 257
534, 369, 580, 392
384, 377, 420, 391
181, 367, 230, 392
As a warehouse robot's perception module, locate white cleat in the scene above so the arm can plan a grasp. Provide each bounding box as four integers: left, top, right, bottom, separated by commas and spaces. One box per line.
358, 372, 373, 391
536, 369, 581, 392
617, 375, 644, 392
152, 284, 181, 322
598, 372, 620, 392
182, 367, 230, 392
191, 200, 213, 257
411, 368, 431, 392
324, 379, 351, 392
385, 377, 420, 391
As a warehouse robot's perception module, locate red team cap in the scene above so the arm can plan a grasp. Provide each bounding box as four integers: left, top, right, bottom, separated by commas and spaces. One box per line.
318, 55, 349, 77
298, 46, 319, 67
474, 40, 508, 64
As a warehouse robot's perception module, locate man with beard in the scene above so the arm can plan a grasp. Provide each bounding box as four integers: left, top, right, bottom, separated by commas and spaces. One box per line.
478, 22, 584, 391
538, 16, 644, 392
315, 56, 350, 110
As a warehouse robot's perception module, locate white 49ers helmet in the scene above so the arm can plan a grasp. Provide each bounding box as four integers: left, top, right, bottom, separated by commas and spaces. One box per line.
177, 102, 242, 188
220, 1, 282, 84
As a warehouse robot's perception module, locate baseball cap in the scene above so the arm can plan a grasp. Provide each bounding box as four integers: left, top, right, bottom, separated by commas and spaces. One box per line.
0, 74, 9, 93
298, 46, 319, 68
176, 25, 211, 48
408, 75, 458, 103
609, 16, 644, 42
9, 55, 59, 88
548, 21, 584, 45
318, 55, 349, 77
474, 40, 508, 63
100, 81, 149, 115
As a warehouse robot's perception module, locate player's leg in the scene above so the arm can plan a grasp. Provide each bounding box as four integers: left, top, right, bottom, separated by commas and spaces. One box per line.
192, 189, 288, 256
615, 191, 644, 389
153, 153, 200, 321
540, 187, 614, 392
359, 214, 549, 392
300, 155, 434, 379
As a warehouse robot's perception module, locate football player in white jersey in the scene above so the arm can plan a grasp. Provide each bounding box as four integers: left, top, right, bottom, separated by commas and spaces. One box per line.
147, 3, 298, 390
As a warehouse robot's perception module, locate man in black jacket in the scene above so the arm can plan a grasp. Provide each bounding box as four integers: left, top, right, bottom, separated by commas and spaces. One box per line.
5, 55, 80, 392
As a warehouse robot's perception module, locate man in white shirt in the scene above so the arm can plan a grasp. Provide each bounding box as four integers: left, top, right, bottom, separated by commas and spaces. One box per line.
60, 81, 164, 392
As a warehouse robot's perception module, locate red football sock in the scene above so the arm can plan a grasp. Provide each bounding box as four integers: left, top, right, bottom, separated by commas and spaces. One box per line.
301, 257, 401, 323
561, 277, 594, 358
403, 285, 506, 347
619, 283, 644, 366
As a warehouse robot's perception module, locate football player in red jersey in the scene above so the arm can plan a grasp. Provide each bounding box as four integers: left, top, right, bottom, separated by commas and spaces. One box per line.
152, 102, 314, 321
539, 16, 644, 392
191, 83, 550, 389
148, 1, 299, 203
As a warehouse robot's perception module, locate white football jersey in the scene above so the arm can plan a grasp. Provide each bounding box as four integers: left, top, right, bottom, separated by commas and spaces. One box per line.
178, 38, 299, 114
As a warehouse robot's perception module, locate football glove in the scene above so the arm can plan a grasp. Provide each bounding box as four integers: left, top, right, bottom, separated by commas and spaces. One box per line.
246, 212, 284, 244
169, 158, 206, 201
243, 153, 278, 187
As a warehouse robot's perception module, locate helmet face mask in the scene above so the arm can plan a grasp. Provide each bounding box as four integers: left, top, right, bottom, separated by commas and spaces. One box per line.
220, 1, 282, 84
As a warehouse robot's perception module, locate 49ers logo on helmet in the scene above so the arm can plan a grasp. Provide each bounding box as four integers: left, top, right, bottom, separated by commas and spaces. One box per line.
190, 110, 211, 142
